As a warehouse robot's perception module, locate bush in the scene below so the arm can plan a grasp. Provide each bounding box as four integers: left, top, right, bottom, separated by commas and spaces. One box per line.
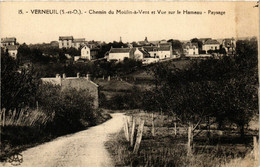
36, 83, 95, 134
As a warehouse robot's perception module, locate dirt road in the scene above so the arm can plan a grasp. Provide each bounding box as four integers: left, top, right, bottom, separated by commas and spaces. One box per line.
1, 113, 126, 167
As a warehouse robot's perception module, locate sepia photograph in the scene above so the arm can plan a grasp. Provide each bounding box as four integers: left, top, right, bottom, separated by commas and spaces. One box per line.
0, 1, 259, 167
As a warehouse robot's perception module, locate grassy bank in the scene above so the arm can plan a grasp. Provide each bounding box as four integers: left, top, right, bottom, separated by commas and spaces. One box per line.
0, 108, 111, 162
105, 110, 258, 167
0, 84, 112, 162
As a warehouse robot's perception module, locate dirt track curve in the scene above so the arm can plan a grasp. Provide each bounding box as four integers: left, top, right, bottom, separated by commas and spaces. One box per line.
1, 113, 125, 167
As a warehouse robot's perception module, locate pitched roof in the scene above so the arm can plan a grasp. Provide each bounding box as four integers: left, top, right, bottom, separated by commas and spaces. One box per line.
109, 48, 131, 53
59, 36, 73, 40
142, 46, 159, 52
6, 45, 19, 50
158, 45, 171, 51
204, 39, 220, 45
1, 37, 16, 43
73, 38, 85, 42
138, 48, 150, 55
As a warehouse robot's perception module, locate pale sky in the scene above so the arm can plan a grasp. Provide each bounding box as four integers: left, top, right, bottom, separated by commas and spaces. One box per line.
0, 1, 259, 44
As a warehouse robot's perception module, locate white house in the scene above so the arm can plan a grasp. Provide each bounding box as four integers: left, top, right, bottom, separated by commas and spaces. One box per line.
108, 47, 134, 61
183, 42, 199, 55
157, 45, 172, 59
6, 45, 19, 59
202, 39, 220, 53
143, 44, 172, 60
133, 48, 150, 60
81, 45, 91, 60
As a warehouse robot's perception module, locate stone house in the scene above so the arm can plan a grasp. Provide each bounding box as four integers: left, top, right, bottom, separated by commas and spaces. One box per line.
41, 74, 99, 109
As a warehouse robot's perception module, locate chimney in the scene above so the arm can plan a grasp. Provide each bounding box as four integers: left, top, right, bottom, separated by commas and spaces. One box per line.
77, 72, 80, 78
63, 73, 66, 78
56, 74, 60, 78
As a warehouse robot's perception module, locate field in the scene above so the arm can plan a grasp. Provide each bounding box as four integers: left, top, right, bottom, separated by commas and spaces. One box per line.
105, 110, 259, 167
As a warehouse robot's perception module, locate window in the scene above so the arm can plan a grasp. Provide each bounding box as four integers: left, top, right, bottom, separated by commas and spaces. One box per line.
86, 51, 88, 54
215, 46, 217, 50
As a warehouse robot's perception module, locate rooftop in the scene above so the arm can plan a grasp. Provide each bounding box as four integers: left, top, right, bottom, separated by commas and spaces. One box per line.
204, 39, 220, 45
109, 48, 131, 53
1, 37, 16, 43
59, 36, 73, 40
6, 45, 19, 50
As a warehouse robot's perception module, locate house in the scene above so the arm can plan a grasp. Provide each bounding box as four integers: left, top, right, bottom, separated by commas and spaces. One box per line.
59, 36, 73, 49
202, 39, 220, 53
133, 48, 150, 60
143, 44, 172, 60
157, 45, 172, 59
222, 38, 236, 55
41, 74, 99, 109
72, 38, 86, 49
183, 42, 199, 55
1, 37, 17, 47
81, 45, 91, 60
90, 48, 99, 60
6, 45, 19, 59
108, 47, 134, 61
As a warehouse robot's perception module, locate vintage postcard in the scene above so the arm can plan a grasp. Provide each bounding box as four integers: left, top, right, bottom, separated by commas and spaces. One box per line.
0, 1, 259, 167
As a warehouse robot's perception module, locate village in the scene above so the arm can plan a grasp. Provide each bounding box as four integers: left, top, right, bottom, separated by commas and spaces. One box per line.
1, 35, 236, 64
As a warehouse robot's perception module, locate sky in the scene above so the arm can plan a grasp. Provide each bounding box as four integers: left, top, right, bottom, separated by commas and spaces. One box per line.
0, 1, 259, 44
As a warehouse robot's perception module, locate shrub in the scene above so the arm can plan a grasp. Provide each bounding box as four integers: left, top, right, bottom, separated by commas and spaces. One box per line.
37, 83, 95, 135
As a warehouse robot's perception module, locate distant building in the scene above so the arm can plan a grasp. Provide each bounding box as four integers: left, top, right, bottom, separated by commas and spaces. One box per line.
222, 38, 236, 55
41, 74, 99, 109
143, 44, 172, 59
1, 37, 19, 59
59, 36, 73, 49
1, 37, 17, 47
72, 38, 86, 49
202, 39, 220, 53
6, 45, 19, 59
183, 42, 199, 55
133, 48, 150, 60
81, 45, 91, 60
108, 47, 134, 61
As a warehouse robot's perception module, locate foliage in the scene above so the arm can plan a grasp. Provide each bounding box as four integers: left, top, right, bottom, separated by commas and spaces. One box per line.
1, 54, 41, 111
142, 38, 258, 137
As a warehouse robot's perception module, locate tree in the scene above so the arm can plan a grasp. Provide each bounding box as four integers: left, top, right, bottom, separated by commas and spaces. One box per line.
1, 54, 40, 111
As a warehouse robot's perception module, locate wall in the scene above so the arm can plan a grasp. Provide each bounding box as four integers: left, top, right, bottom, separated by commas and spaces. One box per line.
158, 50, 171, 59
133, 49, 143, 60
108, 52, 129, 61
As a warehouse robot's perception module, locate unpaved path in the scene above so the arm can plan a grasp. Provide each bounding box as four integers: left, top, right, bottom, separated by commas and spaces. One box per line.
1, 113, 126, 167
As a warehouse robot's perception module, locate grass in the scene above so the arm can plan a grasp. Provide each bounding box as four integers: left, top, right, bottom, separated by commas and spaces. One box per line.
0, 108, 111, 162
106, 110, 258, 167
